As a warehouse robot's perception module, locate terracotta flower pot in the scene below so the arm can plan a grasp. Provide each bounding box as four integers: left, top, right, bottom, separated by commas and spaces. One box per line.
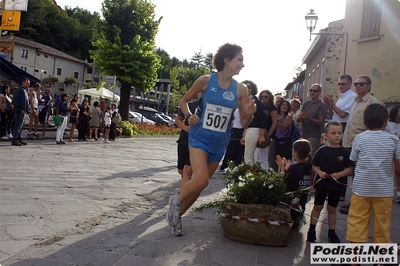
220, 202, 293, 247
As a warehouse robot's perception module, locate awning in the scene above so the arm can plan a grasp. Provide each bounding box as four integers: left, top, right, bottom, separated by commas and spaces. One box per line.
0, 57, 41, 84
78, 87, 120, 101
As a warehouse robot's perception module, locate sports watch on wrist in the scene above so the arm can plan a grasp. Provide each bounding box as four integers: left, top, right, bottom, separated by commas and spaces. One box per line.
184, 113, 192, 120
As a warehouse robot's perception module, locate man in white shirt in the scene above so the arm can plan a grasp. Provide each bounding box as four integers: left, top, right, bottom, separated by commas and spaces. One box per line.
323, 74, 357, 133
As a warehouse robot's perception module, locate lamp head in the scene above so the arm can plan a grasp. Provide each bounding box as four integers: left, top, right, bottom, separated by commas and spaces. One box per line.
305, 9, 318, 33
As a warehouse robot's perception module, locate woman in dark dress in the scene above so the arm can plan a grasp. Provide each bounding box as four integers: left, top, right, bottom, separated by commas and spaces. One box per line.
69, 94, 79, 142
77, 99, 91, 141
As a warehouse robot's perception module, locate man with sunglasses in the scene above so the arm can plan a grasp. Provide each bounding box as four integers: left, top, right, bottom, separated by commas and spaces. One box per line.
342, 75, 379, 148
297, 83, 327, 158
340, 75, 379, 214
323, 74, 356, 133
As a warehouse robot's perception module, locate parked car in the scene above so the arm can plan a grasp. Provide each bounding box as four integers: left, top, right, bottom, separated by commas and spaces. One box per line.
158, 113, 175, 126
129, 111, 155, 125
134, 107, 158, 122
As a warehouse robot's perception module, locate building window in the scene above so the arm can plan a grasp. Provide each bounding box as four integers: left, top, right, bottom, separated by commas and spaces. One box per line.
21, 49, 28, 58
44, 55, 48, 58
56, 68, 62, 76
20, 66, 27, 71
73, 72, 79, 79
86, 67, 93, 74
360, 0, 382, 39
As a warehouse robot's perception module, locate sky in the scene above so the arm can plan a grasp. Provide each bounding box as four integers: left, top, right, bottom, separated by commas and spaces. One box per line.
55, 0, 347, 94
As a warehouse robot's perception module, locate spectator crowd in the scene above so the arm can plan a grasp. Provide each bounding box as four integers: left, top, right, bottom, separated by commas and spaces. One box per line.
0, 79, 121, 145
171, 69, 400, 251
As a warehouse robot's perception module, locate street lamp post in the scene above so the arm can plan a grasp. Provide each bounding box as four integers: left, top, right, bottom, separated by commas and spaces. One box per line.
305, 9, 318, 41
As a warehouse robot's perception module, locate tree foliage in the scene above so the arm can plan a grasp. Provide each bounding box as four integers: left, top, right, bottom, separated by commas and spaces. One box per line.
91, 0, 162, 120
170, 65, 210, 111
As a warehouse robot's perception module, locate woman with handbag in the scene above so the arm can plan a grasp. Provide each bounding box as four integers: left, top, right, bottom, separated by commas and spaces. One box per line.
254, 90, 277, 170
55, 93, 69, 144
0, 85, 14, 140
77, 99, 91, 141
242, 80, 268, 165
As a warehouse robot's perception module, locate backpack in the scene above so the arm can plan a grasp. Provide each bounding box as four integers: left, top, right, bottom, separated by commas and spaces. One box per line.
290, 122, 301, 143
112, 112, 121, 124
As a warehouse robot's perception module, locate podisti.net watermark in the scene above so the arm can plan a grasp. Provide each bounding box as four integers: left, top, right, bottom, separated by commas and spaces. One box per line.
310, 243, 398, 264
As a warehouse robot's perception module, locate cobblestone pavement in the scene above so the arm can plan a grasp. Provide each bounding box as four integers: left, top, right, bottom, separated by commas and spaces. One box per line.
0, 132, 399, 266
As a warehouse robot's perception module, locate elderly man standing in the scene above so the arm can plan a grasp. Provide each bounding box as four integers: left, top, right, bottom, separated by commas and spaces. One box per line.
342, 75, 379, 148
12, 77, 30, 146
340, 75, 379, 214
297, 83, 327, 157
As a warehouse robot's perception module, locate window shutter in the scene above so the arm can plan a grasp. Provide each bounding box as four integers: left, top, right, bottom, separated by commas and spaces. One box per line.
360, 0, 382, 39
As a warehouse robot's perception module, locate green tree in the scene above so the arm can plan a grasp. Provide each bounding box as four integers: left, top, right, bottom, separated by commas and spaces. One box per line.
170, 65, 211, 110
191, 50, 204, 69
91, 0, 162, 120
204, 52, 214, 73
156, 48, 172, 79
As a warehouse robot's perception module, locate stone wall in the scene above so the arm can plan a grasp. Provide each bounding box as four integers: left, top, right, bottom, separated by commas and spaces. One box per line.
323, 21, 345, 101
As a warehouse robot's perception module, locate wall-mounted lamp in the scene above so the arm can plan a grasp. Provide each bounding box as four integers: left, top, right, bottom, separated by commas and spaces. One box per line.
305, 9, 345, 41
305, 9, 318, 41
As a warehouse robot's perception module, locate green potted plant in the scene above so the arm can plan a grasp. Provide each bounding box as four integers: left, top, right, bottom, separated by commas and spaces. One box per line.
195, 161, 296, 247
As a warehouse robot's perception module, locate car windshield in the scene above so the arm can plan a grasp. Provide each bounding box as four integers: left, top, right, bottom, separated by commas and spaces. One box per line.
160, 114, 171, 120
133, 112, 143, 118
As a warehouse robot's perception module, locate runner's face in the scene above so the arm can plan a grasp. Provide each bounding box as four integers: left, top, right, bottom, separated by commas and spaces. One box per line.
226, 53, 244, 75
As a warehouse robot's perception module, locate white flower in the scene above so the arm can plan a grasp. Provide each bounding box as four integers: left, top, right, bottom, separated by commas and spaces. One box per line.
219, 188, 229, 197
268, 184, 273, 189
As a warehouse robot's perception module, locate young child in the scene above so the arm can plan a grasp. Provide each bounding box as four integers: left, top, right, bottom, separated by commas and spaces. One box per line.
276, 139, 312, 228
307, 120, 353, 243
347, 103, 400, 245
103, 106, 112, 143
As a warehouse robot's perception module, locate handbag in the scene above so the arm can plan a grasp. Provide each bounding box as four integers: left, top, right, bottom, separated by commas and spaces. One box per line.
6, 98, 13, 115
54, 115, 64, 126
54, 106, 64, 126
256, 132, 271, 149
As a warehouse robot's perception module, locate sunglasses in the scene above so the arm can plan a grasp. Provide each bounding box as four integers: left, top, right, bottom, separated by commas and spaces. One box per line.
354, 82, 369, 87
309, 89, 321, 93
260, 96, 269, 99
338, 82, 350, 86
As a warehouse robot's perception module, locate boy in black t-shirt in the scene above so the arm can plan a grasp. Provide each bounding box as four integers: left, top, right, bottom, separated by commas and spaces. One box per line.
307, 121, 353, 243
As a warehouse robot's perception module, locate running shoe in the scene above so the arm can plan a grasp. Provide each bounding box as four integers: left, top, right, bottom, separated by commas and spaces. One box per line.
171, 217, 184, 236
166, 194, 182, 227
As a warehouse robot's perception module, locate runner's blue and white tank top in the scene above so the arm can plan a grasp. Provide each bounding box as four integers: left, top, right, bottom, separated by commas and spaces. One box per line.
188, 73, 238, 155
